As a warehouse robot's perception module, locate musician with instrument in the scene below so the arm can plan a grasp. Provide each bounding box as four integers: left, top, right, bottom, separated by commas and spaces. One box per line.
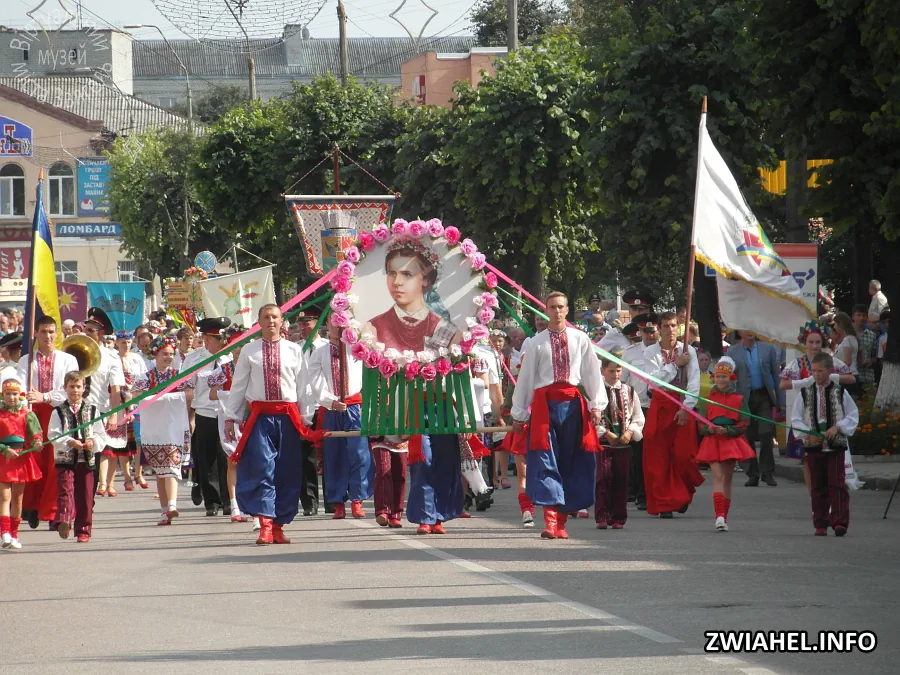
17, 316, 78, 528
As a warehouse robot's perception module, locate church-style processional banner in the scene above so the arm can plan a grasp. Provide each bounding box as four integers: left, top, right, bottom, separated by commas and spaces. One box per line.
284, 195, 395, 276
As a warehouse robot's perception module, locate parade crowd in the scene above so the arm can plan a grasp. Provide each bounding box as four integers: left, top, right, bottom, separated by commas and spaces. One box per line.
0, 279, 889, 550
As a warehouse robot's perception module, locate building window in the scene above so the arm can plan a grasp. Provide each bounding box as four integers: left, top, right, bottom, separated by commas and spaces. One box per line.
23, 49, 29, 62
0, 164, 25, 217
55, 261, 78, 284
48, 162, 75, 217
117, 260, 137, 282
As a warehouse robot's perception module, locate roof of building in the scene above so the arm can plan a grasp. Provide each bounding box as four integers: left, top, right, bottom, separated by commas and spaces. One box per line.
133, 36, 478, 79
0, 76, 192, 135
0, 83, 104, 132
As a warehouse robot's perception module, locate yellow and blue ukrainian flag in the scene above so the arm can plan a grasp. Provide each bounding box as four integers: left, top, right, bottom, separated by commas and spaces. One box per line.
22, 170, 62, 356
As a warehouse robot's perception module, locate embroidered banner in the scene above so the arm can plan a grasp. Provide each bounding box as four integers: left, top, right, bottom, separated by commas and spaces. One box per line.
197, 266, 276, 327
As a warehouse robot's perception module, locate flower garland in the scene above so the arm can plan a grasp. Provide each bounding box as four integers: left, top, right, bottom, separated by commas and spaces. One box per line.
331, 218, 500, 382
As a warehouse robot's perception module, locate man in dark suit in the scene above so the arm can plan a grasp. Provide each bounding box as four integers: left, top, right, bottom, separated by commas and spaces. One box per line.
726, 331, 784, 486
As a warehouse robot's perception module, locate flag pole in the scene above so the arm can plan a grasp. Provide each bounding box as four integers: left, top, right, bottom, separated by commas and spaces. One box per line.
682, 96, 707, 352
24, 169, 44, 398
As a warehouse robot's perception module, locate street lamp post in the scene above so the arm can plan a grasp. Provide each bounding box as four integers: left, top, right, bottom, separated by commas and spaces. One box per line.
124, 24, 193, 129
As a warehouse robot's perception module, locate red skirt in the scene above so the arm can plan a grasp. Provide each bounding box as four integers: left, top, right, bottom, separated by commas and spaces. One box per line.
0, 452, 43, 484
695, 435, 755, 463
500, 426, 529, 456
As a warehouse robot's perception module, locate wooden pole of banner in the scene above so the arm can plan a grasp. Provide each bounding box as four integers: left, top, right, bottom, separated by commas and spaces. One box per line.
324, 426, 514, 438
682, 96, 707, 352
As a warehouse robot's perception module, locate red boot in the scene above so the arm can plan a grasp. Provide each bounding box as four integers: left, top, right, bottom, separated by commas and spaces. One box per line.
351, 501, 365, 518
556, 512, 570, 540
431, 521, 446, 534
540, 507, 558, 539
332, 503, 346, 519
272, 524, 291, 544
416, 523, 432, 535
256, 517, 273, 545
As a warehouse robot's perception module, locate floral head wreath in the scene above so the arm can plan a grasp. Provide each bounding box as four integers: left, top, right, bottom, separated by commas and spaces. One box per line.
223, 325, 243, 343
798, 319, 829, 345
149, 334, 178, 356
115, 330, 135, 340
712, 355, 738, 381
386, 237, 441, 276
2, 377, 23, 394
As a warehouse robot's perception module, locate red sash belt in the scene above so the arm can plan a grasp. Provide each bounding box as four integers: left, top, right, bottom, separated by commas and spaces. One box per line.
230, 401, 324, 464
529, 383, 600, 453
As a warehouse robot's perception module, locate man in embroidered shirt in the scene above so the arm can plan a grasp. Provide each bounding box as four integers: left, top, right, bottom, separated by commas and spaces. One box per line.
308, 316, 373, 520
511, 292, 606, 540
297, 310, 329, 516
790, 353, 858, 536
18, 316, 78, 527
642, 311, 704, 518
225, 304, 319, 545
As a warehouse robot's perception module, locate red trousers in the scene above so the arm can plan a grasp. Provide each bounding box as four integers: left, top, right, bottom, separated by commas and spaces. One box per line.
807, 451, 849, 529
595, 445, 630, 526
643, 397, 704, 514
373, 448, 407, 518
56, 463, 94, 538
22, 403, 58, 522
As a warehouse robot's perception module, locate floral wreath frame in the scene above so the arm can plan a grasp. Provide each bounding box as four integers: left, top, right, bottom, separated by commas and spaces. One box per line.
328, 218, 500, 383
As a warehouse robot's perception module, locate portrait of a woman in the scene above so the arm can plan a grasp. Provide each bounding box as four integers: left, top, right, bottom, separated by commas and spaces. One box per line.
363, 238, 462, 353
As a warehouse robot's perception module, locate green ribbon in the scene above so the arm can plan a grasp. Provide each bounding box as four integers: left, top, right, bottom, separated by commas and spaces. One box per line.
498, 286, 822, 437
23, 293, 334, 454
303, 304, 332, 353
498, 295, 535, 337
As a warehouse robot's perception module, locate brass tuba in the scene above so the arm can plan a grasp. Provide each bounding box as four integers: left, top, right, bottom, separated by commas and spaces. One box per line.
62, 334, 102, 378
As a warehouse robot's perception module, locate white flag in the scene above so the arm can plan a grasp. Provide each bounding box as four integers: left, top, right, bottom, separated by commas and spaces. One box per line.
198, 266, 275, 328
692, 116, 814, 346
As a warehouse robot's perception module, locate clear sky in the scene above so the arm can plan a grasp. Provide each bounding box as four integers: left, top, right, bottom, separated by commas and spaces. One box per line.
4, 0, 478, 41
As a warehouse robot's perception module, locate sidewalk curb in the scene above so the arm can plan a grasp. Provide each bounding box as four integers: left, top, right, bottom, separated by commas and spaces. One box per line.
773, 460, 897, 491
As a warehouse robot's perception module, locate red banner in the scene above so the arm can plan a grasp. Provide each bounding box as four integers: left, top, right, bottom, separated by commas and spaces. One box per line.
58, 282, 88, 323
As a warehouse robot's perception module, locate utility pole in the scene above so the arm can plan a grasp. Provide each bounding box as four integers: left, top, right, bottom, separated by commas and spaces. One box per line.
507, 0, 518, 52
337, 1, 349, 85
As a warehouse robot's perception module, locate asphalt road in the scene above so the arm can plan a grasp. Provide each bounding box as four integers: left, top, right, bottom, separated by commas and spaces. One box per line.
3, 471, 898, 675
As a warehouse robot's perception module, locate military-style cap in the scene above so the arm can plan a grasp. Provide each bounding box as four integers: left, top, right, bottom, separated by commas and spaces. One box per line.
197, 317, 232, 337
622, 288, 655, 309
85, 307, 114, 335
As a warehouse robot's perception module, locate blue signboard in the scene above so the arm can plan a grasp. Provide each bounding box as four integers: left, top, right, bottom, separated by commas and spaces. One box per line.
0, 116, 33, 157
77, 157, 111, 217
704, 265, 716, 278
56, 222, 122, 237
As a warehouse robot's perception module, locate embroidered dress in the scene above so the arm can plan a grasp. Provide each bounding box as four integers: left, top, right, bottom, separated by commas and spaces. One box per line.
133, 368, 192, 480
105, 353, 144, 457
0, 402, 44, 484
209, 362, 244, 457
696, 389, 756, 463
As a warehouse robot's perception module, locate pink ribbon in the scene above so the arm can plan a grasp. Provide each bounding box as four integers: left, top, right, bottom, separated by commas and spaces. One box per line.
125, 269, 337, 420
485, 262, 713, 427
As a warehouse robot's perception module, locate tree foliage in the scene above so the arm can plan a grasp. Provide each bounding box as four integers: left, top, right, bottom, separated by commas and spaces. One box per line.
107, 129, 227, 280
469, 0, 568, 47
172, 83, 249, 124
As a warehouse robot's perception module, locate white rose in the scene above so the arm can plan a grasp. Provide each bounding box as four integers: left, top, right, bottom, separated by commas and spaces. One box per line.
450, 344, 462, 357
360, 331, 376, 346
465, 317, 478, 328
473, 295, 485, 306
384, 348, 400, 360
438, 347, 449, 357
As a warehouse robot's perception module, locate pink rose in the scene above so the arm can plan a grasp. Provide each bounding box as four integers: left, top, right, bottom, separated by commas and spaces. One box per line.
364, 350, 383, 369
351, 341, 370, 360
484, 271, 498, 288
404, 360, 420, 380
392, 219, 409, 237
331, 310, 350, 327
379, 359, 399, 378
331, 274, 352, 293
358, 231, 376, 252
420, 364, 437, 381
330, 293, 350, 312
341, 328, 358, 345
444, 226, 461, 245
336, 260, 355, 277
471, 252, 486, 270
344, 246, 361, 263
460, 238, 477, 256
477, 308, 495, 324
372, 224, 390, 242
435, 358, 452, 377
470, 324, 489, 341
409, 219, 427, 238
426, 218, 444, 237
453, 362, 468, 373
482, 292, 498, 309
458, 338, 475, 354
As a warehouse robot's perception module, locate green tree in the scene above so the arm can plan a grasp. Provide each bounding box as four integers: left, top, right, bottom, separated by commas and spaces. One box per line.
108, 129, 227, 280
444, 31, 600, 298
172, 83, 249, 124
469, 0, 568, 47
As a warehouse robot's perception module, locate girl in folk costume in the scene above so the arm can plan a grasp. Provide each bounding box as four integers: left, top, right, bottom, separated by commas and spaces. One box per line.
101, 331, 149, 494
595, 357, 645, 530
50, 371, 106, 543
790, 353, 859, 536
779, 321, 856, 493
0, 375, 44, 550
208, 326, 250, 523
132, 335, 193, 526
498, 354, 536, 528
695, 357, 755, 532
